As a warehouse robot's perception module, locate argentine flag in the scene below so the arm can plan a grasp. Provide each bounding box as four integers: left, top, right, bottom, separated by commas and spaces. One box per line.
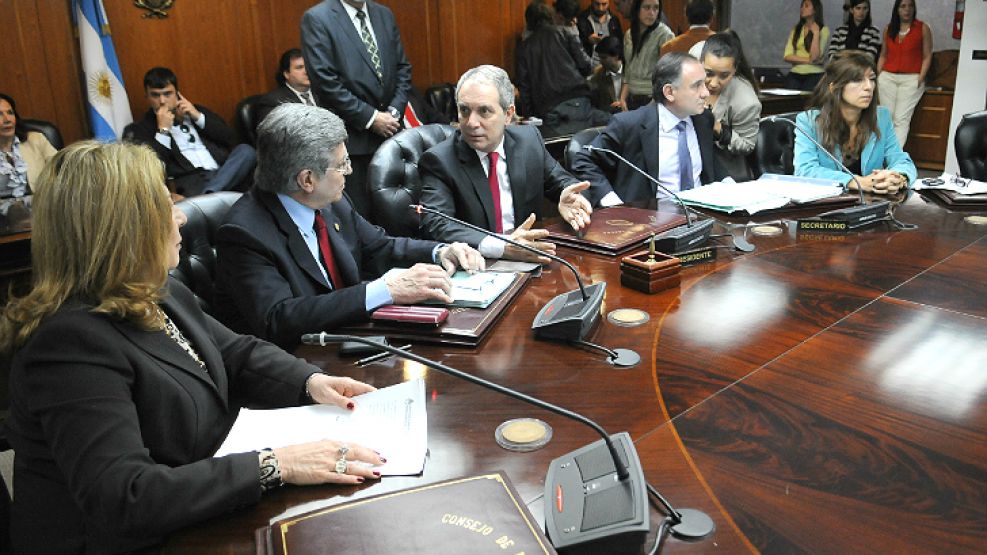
73, 0, 132, 140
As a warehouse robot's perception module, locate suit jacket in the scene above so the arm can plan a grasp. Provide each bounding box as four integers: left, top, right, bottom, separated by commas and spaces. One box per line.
589, 66, 620, 111
572, 105, 726, 206
418, 125, 578, 246
124, 105, 237, 196
301, 0, 412, 156
215, 190, 439, 349
795, 106, 917, 184
254, 84, 319, 127
5, 278, 315, 553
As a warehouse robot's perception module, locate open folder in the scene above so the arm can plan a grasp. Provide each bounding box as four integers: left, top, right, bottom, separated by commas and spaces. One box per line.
678, 174, 844, 215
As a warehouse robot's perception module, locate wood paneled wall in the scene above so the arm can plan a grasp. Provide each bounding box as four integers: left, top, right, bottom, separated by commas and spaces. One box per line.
0, 0, 638, 145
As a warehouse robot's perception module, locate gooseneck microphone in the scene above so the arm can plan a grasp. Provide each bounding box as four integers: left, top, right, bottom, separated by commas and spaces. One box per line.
412, 204, 607, 344
582, 144, 715, 253
766, 115, 867, 203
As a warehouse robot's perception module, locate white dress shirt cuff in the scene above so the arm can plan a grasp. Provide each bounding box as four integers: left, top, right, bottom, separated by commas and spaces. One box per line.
194, 113, 206, 128
599, 191, 624, 207
365, 278, 393, 312
364, 111, 376, 130
478, 235, 506, 259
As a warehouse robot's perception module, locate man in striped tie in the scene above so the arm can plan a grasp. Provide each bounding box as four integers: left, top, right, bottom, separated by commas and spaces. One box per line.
255, 48, 322, 126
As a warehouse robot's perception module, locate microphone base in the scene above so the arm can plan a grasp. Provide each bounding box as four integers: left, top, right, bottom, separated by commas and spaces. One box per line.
544, 432, 650, 554
797, 200, 892, 233
670, 508, 716, 540
532, 282, 606, 342
652, 218, 715, 254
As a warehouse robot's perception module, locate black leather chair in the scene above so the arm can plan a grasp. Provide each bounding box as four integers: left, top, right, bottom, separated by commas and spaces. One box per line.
21, 119, 64, 150
367, 124, 456, 238
955, 110, 987, 181
235, 94, 267, 146
564, 126, 605, 172
751, 112, 798, 178
170, 191, 242, 315
425, 83, 457, 125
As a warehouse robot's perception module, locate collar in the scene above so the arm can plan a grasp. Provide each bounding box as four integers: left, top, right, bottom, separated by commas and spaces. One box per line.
657, 103, 690, 134
472, 136, 506, 164
341, 1, 367, 20
285, 82, 311, 96
277, 193, 318, 233
688, 25, 711, 30
608, 63, 623, 77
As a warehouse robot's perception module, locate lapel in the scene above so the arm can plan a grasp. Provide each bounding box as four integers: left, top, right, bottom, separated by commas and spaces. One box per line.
503, 129, 527, 228
332, 0, 380, 81
321, 203, 360, 287
641, 106, 659, 196
860, 132, 878, 172
258, 191, 331, 289
455, 134, 498, 231
692, 111, 715, 183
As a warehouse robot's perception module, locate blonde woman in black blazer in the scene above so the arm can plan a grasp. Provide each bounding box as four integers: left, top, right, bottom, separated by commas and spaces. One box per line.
1, 141, 383, 552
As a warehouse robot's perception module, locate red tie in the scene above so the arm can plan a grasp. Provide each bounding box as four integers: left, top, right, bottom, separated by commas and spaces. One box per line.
313, 211, 344, 288
487, 151, 503, 233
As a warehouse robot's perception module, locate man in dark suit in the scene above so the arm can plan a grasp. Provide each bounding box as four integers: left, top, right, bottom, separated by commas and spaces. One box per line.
588, 36, 624, 112
124, 67, 255, 197
419, 65, 593, 263
572, 52, 728, 207
215, 104, 482, 349
301, 0, 413, 220
255, 48, 321, 126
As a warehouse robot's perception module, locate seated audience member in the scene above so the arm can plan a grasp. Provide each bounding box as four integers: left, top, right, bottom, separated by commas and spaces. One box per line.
700, 31, 762, 180
795, 51, 916, 194
659, 0, 716, 56
783, 0, 829, 91
1, 141, 383, 553
826, 0, 882, 63
125, 67, 256, 197
0, 93, 56, 199
255, 48, 321, 125
589, 37, 625, 113
620, 0, 674, 111
215, 104, 482, 349
573, 52, 726, 207
576, 0, 624, 66
419, 65, 593, 262
516, 1, 609, 130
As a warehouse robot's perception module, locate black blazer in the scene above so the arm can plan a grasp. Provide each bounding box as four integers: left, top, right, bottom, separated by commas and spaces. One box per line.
418, 125, 579, 247
572, 105, 727, 206
5, 279, 315, 553
301, 0, 412, 156
215, 190, 439, 349
255, 84, 321, 127
124, 106, 238, 196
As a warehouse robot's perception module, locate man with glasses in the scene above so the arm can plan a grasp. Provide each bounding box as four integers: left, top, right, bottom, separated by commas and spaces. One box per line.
124, 67, 256, 197
215, 104, 482, 349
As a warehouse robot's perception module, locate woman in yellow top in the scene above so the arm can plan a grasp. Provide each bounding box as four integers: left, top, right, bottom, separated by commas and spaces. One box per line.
782, 0, 829, 91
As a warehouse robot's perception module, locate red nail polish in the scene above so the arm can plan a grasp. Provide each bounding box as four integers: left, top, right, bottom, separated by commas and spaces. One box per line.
347, 402, 355, 410
356, 477, 365, 483
380, 457, 387, 464
373, 471, 381, 477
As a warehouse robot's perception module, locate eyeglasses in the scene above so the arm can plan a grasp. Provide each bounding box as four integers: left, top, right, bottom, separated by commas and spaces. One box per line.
179, 124, 196, 143
328, 156, 352, 175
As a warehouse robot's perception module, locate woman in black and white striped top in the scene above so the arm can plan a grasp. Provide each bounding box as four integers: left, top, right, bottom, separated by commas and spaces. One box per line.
827, 0, 883, 62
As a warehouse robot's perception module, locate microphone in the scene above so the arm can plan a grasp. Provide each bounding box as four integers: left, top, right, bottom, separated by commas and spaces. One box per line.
412, 204, 606, 343
300, 333, 715, 550
582, 144, 714, 253
767, 115, 894, 229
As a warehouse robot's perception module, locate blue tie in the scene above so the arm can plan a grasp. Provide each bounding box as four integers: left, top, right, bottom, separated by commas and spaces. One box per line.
676, 120, 694, 191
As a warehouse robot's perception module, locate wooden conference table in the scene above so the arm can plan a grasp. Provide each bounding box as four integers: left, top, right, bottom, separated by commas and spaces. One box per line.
165, 193, 987, 553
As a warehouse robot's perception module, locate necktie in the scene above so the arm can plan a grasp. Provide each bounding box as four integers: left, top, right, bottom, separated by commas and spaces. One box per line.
356, 10, 382, 80
676, 121, 694, 191
301, 92, 314, 106
313, 210, 344, 288
487, 152, 504, 234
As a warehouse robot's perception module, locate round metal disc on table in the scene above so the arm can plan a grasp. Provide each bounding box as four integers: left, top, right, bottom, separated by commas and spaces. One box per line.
670, 508, 716, 540
609, 349, 640, 367
964, 215, 987, 226
607, 308, 650, 327
495, 418, 552, 452
751, 225, 783, 237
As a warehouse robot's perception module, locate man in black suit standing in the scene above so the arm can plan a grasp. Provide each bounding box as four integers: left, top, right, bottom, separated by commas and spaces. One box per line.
301, 0, 413, 221
571, 52, 727, 207
418, 65, 593, 264
215, 104, 482, 350
124, 67, 256, 197
255, 48, 321, 125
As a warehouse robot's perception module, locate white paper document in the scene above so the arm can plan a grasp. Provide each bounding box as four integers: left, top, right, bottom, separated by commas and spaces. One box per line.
759, 88, 808, 96
215, 378, 428, 476
912, 173, 987, 195
678, 174, 844, 214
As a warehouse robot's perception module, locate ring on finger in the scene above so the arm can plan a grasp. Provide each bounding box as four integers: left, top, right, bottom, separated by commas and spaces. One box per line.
338, 444, 350, 458
334, 458, 348, 474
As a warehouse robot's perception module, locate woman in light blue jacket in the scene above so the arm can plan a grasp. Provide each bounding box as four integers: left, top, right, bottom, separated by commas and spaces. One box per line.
795, 50, 916, 195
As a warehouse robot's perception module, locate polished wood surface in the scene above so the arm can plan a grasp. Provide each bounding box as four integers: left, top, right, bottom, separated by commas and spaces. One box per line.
165, 193, 987, 553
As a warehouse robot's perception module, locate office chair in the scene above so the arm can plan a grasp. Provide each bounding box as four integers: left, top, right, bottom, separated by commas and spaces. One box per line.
955, 110, 987, 181
21, 119, 64, 150
752, 112, 798, 178
564, 126, 605, 172
171, 191, 242, 315
234, 94, 267, 146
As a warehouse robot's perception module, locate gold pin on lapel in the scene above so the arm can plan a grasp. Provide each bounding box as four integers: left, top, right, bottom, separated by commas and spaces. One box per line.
334, 223, 340, 232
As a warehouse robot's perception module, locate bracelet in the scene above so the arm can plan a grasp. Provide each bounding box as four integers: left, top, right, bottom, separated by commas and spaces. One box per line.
304, 372, 319, 401
258, 448, 283, 492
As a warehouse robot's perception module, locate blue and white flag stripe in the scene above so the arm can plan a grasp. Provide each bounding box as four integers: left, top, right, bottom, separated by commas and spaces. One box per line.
73, 0, 132, 141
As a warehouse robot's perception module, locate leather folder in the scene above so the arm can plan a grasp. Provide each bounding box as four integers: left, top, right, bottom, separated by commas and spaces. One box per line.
545, 206, 687, 255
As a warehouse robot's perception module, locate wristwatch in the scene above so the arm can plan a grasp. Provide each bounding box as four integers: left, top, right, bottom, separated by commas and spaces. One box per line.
157, 127, 170, 135
388, 106, 401, 120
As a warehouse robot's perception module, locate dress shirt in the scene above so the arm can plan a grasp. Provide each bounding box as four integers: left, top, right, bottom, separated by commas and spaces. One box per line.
285, 83, 316, 105
609, 63, 623, 100
474, 138, 515, 259
341, 1, 386, 130
0, 137, 29, 198
155, 113, 219, 171
277, 193, 391, 310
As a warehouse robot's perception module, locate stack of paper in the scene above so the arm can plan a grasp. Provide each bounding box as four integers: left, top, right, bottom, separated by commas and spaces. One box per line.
678, 174, 844, 214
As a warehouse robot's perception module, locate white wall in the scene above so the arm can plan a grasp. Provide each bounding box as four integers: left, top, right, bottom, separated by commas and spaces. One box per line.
945, 0, 987, 174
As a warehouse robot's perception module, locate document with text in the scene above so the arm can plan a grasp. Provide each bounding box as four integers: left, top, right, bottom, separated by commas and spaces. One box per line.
214, 378, 428, 475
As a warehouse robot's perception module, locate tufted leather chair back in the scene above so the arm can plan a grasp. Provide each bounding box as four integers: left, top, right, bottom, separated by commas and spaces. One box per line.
368, 124, 456, 237
752, 112, 798, 178
170, 192, 242, 315
235, 94, 267, 146
425, 83, 457, 125
955, 110, 987, 181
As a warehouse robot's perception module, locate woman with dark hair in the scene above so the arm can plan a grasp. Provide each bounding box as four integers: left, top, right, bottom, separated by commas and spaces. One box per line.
618, 0, 673, 110
0, 92, 56, 199
701, 30, 762, 180
782, 0, 829, 91
794, 50, 916, 195
1, 141, 385, 551
826, 0, 882, 62
877, 0, 932, 147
